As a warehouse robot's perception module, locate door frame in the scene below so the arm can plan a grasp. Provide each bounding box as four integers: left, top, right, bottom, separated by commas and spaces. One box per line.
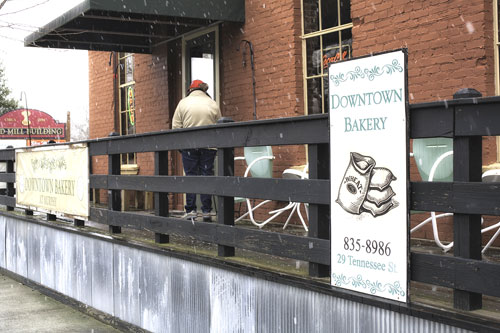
181, 25, 220, 105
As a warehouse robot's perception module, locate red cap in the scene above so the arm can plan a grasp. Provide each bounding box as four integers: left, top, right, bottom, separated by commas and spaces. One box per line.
189, 80, 205, 90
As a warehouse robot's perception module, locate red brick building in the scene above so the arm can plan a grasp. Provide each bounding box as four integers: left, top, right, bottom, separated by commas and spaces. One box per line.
26, 0, 500, 239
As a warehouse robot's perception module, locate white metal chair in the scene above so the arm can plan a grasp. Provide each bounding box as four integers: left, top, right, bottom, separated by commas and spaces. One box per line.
411, 139, 500, 254
234, 146, 277, 228
270, 165, 309, 232
480, 169, 500, 253
410, 138, 454, 251
234, 147, 309, 231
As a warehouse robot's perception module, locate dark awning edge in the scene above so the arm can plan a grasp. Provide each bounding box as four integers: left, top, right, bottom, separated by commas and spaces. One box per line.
25, 0, 245, 54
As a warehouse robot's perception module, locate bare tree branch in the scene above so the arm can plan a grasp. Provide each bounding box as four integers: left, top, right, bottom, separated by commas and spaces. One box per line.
0, 0, 8, 12
0, 0, 50, 16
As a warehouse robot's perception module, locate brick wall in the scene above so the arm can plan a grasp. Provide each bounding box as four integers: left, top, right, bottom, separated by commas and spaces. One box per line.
134, 49, 170, 177
351, 0, 494, 101
220, 0, 307, 178
89, 51, 114, 202
217, 0, 306, 220
220, 0, 304, 121
89, 51, 115, 140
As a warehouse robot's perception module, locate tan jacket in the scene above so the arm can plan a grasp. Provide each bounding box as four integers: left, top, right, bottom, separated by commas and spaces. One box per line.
172, 90, 221, 129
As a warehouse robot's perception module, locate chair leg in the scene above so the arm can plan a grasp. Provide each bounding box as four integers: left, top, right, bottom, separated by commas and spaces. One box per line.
236, 200, 272, 223
282, 203, 298, 230
481, 221, 500, 253
247, 199, 290, 228
296, 203, 309, 232
430, 212, 454, 252
281, 202, 309, 232
410, 212, 454, 251
241, 199, 309, 231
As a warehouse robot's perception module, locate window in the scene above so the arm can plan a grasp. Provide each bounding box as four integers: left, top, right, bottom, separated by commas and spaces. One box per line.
301, 0, 353, 114
118, 52, 136, 164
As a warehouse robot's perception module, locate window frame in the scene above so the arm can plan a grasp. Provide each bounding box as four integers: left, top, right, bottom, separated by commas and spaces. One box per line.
301, 0, 353, 115
117, 52, 137, 165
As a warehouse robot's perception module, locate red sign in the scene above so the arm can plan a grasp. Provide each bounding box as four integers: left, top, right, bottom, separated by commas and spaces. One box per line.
0, 109, 66, 139
323, 49, 349, 69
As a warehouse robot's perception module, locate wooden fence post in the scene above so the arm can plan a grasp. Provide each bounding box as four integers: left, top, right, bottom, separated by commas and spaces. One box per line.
217, 147, 235, 257
108, 132, 122, 234
154, 151, 169, 243
6, 156, 14, 211
453, 88, 482, 310
308, 143, 330, 277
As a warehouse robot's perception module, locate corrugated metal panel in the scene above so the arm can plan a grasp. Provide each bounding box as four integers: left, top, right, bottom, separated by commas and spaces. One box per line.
91, 240, 114, 315
27, 223, 41, 283
0, 215, 474, 333
5, 217, 17, 273
74, 234, 92, 305
53, 228, 75, 297
166, 251, 211, 332
138, 251, 170, 332
113, 245, 142, 327
39, 224, 56, 289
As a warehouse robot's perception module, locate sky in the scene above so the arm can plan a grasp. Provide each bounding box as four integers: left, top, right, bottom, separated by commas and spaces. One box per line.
0, 0, 88, 138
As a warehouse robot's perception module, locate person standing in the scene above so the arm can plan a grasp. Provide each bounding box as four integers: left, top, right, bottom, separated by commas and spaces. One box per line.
172, 80, 221, 221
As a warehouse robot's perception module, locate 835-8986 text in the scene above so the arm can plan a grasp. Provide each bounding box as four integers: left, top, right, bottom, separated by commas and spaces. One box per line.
344, 237, 391, 256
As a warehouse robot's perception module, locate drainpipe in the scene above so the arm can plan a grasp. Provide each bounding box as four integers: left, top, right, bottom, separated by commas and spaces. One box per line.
237, 40, 257, 120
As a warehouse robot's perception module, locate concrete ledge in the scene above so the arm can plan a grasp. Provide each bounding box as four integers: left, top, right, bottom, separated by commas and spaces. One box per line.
0, 213, 488, 332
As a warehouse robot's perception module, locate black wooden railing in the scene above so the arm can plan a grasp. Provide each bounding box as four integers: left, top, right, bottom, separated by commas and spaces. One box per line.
88, 115, 331, 270
0, 95, 500, 312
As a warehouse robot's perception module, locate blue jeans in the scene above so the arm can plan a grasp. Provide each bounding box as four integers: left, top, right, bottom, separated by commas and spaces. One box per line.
181, 149, 217, 213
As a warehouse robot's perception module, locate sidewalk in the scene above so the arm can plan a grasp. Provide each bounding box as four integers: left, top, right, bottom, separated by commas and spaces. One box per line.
0, 273, 120, 333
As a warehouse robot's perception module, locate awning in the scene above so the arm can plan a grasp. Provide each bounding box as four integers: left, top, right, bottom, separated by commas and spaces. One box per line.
25, 0, 245, 54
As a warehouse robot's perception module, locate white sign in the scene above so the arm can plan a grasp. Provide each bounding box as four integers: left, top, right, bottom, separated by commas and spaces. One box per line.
16, 144, 89, 218
329, 50, 408, 302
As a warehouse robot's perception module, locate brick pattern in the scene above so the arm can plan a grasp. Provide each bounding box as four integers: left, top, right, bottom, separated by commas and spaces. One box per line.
220, 0, 304, 123
351, 0, 495, 101
89, 51, 114, 203
220, 0, 306, 183
133, 49, 170, 177
89, 51, 115, 140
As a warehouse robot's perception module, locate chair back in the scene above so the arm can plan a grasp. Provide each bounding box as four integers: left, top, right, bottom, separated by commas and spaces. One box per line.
483, 169, 500, 182
244, 146, 273, 178
413, 138, 453, 181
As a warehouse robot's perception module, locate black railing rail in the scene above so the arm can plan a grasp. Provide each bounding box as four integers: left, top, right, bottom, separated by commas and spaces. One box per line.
0, 96, 500, 312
